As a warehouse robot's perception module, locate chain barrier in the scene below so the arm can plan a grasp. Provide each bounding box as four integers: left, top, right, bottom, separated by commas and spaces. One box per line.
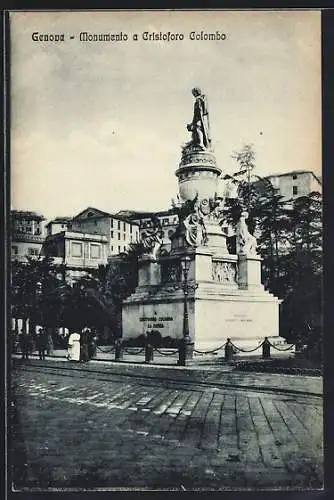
124, 347, 145, 355
94, 339, 295, 357
154, 348, 179, 356
268, 341, 295, 352
96, 345, 115, 353
193, 343, 227, 355
230, 341, 264, 353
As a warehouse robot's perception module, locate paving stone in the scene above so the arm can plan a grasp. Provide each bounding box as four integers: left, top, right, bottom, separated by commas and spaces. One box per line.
10, 363, 323, 490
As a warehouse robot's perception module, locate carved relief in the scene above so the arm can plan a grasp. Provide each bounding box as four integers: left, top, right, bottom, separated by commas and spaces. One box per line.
212, 261, 237, 284
161, 261, 182, 284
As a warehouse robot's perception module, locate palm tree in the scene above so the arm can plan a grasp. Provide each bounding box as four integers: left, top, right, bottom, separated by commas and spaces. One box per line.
11, 255, 64, 334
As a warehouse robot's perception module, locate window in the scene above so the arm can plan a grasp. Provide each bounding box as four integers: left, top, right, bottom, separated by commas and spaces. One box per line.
118, 245, 121, 253
111, 245, 114, 252
110, 219, 114, 228
123, 233, 126, 240
163, 218, 169, 226
123, 222, 126, 231
87, 212, 94, 217
117, 221, 121, 230
292, 174, 297, 180
118, 233, 121, 240
90, 244, 101, 259
130, 225, 133, 234
110, 231, 114, 238
71, 242, 83, 257
28, 248, 39, 256
293, 186, 298, 195
12, 245, 18, 255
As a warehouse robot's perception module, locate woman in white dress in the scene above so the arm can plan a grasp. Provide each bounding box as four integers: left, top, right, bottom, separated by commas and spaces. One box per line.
67, 332, 81, 361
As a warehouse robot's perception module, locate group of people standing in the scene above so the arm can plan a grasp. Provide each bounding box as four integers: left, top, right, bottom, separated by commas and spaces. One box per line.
19, 328, 50, 360
16, 327, 97, 363
67, 328, 97, 363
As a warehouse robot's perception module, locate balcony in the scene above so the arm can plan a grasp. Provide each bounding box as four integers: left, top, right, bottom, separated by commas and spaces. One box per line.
12, 232, 45, 243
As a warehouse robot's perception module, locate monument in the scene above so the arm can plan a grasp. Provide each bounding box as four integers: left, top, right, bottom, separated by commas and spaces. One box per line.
122, 88, 282, 353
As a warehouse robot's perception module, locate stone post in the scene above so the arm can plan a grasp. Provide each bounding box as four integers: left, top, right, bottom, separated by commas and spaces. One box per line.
224, 338, 234, 361
115, 339, 124, 361
178, 337, 194, 366
145, 343, 154, 363
262, 337, 271, 359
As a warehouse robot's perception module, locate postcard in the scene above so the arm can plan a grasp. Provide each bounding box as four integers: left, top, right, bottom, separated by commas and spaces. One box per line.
8, 10, 322, 491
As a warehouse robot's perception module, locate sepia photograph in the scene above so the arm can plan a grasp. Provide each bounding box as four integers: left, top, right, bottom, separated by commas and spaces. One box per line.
8, 10, 322, 491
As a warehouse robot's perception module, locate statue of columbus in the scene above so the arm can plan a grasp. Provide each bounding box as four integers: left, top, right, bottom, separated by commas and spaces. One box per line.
187, 87, 211, 150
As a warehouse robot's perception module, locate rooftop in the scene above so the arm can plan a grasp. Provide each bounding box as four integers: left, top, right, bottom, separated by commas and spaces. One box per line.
72, 207, 138, 225
45, 217, 72, 227
264, 170, 322, 184
11, 210, 45, 221
45, 230, 108, 242
116, 208, 178, 220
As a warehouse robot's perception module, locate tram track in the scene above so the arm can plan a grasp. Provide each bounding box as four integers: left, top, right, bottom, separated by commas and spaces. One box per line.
13, 360, 323, 402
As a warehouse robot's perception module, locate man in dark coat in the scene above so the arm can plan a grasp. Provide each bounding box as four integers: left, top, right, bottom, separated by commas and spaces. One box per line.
20, 331, 31, 360
36, 328, 48, 360
80, 328, 89, 362
87, 329, 97, 360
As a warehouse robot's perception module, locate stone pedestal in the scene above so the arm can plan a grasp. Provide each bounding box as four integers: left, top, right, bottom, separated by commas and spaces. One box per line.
175, 146, 221, 202
237, 254, 263, 290
121, 137, 281, 353
138, 255, 161, 287
122, 245, 280, 352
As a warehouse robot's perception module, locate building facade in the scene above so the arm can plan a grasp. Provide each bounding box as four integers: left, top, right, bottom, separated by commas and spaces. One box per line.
70, 207, 140, 257
11, 210, 46, 262
264, 170, 322, 201
116, 208, 179, 252
46, 217, 72, 236
42, 230, 108, 283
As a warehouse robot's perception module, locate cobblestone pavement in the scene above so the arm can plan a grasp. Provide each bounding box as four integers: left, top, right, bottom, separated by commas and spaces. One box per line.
10, 360, 323, 491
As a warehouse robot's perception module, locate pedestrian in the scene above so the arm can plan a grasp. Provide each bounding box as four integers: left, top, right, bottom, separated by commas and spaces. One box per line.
87, 330, 97, 360
36, 328, 48, 360
20, 330, 31, 360
80, 328, 90, 362
46, 329, 54, 356
67, 331, 81, 362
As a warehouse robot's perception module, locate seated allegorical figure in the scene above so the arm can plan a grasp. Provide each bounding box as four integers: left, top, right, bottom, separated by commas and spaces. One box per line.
236, 211, 257, 256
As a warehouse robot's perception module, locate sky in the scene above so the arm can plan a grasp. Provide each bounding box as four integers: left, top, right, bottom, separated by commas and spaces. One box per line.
10, 10, 321, 220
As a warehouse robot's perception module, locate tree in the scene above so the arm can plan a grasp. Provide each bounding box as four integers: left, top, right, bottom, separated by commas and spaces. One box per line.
51, 242, 146, 341
279, 193, 322, 351
11, 256, 65, 334
229, 145, 322, 351
88, 242, 144, 339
